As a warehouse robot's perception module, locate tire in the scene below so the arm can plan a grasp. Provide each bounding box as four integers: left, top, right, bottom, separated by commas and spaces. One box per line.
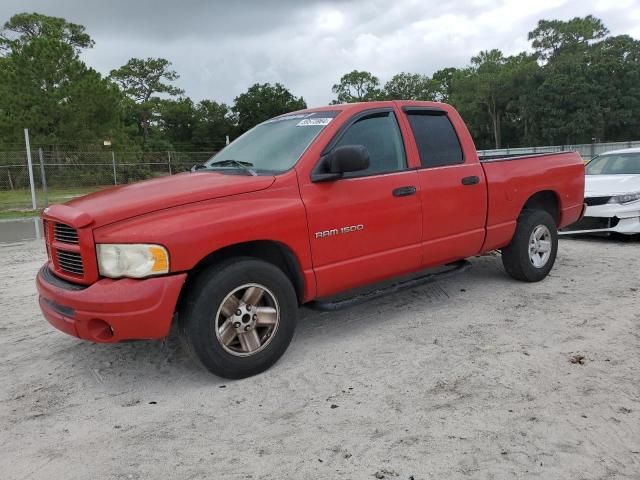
179, 257, 298, 379
501, 209, 558, 282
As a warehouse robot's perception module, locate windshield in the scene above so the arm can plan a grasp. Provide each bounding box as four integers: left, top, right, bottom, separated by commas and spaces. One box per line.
204, 111, 339, 174
586, 153, 640, 175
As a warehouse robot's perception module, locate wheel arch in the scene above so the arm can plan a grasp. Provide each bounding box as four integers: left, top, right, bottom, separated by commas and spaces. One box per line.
177, 240, 306, 310
521, 190, 561, 226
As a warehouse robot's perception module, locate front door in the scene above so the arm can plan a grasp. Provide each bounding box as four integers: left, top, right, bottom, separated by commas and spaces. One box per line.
299, 109, 422, 297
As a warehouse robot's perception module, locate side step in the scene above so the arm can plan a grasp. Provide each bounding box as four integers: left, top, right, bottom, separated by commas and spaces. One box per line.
308, 260, 472, 312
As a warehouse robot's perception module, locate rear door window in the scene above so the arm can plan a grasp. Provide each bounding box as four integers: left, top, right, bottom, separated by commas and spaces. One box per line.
406, 111, 463, 168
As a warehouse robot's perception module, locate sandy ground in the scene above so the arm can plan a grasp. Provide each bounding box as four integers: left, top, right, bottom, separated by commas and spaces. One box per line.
0, 237, 638, 480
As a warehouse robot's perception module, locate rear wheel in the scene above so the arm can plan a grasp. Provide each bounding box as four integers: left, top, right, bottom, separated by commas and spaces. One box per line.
501, 209, 558, 282
179, 258, 298, 379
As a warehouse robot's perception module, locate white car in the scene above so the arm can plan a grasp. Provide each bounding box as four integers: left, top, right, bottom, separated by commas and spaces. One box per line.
563, 148, 640, 235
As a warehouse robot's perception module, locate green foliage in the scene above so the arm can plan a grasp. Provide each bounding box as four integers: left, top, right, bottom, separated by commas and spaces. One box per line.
450, 50, 542, 148
331, 70, 381, 103
109, 57, 184, 143
0, 12, 126, 148
192, 100, 234, 150
430, 68, 459, 103
383, 73, 435, 100
157, 98, 234, 150
447, 15, 640, 149
109, 57, 183, 103
529, 15, 608, 60
1, 11, 640, 156
232, 83, 306, 134
0, 12, 93, 54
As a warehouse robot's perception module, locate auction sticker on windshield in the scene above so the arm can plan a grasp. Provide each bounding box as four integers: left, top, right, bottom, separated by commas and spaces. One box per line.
297, 118, 333, 127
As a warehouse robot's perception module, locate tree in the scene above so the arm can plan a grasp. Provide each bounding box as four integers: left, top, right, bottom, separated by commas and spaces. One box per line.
156, 98, 234, 150
0, 12, 125, 147
452, 50, 513, 149
192, 100, 234, 150
158, 98, 197, 147
529, 15, 609, 60
589, 35, 640, 141
430, 68, 459, 103
110, 58, 184, 142
54, 70, 128, 144
383, 73, 434, 100
232, 83, 306, 134
331, 70, 381, 103
0, 12, 92, 54
109, 58, 183, 103
523, 16, 635, 145
502, 53, 544, 146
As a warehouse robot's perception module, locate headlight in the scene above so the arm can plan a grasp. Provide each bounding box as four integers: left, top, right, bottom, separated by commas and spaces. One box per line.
96, 244, 169, 278
608, 192, 640, 204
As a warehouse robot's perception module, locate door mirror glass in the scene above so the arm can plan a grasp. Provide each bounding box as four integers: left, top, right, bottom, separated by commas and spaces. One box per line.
311, 145, 370, 182
326, 145, 370, 174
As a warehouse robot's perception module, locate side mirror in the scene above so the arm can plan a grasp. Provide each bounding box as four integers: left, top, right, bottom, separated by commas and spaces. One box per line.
311, 145, 370, 182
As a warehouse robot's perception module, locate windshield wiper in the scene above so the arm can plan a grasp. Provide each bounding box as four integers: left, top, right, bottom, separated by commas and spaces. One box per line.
207, 159, 257, 176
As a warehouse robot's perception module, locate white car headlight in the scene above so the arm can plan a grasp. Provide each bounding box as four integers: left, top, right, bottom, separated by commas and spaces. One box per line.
96, 244, 169, 278
608, 192, 640, 204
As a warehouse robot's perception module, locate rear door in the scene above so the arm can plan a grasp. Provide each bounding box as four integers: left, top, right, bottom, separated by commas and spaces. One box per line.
299, 108, 422, 297
401, 107, 487, 267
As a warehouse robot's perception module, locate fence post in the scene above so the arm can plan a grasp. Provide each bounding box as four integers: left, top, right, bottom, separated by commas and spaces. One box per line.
167, 151, 172, 175
24, 128, 37, 210
111, 151, 118, 185
38, 148, 48, 207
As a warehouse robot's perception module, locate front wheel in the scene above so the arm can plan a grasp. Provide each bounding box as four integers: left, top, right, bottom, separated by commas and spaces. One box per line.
501, 209, 558, 282
179, 258, 298, 379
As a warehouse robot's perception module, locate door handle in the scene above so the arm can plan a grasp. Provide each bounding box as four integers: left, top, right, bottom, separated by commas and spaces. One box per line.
461, 176, 480, 186
392, 186, 417, 197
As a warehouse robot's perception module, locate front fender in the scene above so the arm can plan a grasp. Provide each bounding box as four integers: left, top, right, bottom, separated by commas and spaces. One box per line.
93, 174, 316, 300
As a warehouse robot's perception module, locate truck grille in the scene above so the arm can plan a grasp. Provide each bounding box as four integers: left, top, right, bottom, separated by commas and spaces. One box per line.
56, 250, 85, 276
563, 216, 619, 232
584, 196, 611, 206
43, 214, 95, 284
54, 223, 79, 244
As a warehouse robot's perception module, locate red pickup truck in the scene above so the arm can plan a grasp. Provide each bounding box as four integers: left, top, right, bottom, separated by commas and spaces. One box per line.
37, 101, 585, 378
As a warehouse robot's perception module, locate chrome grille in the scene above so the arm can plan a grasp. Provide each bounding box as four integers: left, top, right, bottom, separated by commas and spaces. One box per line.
56, 250, 84, 276
54, 223, 79, 244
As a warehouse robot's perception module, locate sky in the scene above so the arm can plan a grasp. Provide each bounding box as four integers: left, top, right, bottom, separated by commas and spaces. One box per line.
2, 0, 640, 107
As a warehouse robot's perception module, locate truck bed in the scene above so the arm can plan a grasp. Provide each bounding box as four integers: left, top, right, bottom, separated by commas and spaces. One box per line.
478, 151, 585, 252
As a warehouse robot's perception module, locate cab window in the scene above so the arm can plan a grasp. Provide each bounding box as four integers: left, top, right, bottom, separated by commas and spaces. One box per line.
406, 111, 463, 168
334, 111, 407, 177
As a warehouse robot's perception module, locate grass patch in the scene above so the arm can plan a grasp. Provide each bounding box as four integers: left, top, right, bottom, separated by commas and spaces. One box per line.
0, 187, 104, 219
0, 209, 42, 220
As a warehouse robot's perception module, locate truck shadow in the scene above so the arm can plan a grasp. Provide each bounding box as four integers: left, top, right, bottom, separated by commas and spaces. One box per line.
57, 254, 509, 388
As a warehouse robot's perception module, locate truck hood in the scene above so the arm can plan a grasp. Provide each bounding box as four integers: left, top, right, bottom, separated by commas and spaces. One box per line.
59, 172, 275, 227
585, 174, 640, 197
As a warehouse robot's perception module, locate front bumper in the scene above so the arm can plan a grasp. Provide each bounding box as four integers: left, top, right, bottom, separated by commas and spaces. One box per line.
561, 201, 640, 235
36, 264, 187, 342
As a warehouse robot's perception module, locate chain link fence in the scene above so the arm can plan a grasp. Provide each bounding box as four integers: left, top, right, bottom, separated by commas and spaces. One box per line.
2, 139, 640, 214
0, 150, 215, 190
0, 150, 215, 212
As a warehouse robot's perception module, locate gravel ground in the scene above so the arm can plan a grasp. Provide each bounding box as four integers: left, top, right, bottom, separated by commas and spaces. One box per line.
0, 237, 639, 480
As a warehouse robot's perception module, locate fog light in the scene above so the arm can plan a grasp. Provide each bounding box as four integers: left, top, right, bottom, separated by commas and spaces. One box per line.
87, 318, 114, 341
